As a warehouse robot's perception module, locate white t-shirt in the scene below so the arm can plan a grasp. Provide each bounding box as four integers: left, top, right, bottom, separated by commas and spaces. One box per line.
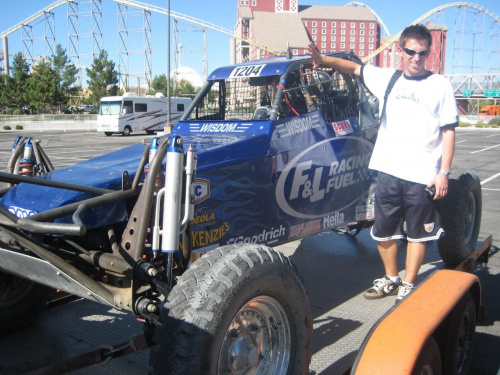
362, 65, 458, 185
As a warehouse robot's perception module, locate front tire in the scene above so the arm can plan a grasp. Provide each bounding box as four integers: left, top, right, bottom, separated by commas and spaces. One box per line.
438, 171, 482, 267
149, 244, 312, 374
104, 132, 113, 137
122, 126, 131, 136
0, 271, 54, 336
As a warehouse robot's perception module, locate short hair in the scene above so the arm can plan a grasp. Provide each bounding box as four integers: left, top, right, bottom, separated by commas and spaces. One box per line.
399, 24, 432, 49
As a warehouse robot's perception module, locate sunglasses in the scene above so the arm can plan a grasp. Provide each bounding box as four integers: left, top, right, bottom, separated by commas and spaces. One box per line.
403, 47, 430, 57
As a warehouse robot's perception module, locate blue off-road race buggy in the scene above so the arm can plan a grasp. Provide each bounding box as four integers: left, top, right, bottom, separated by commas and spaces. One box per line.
0, 52, 482, 374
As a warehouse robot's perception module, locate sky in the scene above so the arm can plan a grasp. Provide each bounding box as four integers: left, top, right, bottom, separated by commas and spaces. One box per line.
1, 0, 499, 85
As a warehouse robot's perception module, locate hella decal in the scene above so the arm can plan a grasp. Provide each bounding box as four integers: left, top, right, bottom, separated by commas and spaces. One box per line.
194, 178, 210, 203
276, 136, 374, 219
323, 211, 345, 229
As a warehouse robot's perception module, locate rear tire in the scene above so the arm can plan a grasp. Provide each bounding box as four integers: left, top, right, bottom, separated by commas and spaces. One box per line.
443, 292, 476, 375
149, 243, 312, 374
438, 171, 482, 267
0, 270, 54, 336
412, 336, 441, 375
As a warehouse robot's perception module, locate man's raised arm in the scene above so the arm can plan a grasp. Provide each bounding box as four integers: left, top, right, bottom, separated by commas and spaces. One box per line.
306, 42, 362, 76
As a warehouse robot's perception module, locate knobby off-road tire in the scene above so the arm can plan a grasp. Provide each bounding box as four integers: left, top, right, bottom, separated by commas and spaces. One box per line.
438, 171, 482, 267
149, 243, 312, 375
0, 270, 54, 336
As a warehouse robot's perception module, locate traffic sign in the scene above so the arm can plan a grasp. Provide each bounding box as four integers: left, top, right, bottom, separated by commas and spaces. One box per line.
485, 89, 500, 97
463, 89, 472, 97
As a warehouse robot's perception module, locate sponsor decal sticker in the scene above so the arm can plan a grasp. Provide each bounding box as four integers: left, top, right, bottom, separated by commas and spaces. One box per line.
189, 122, 253, 133
289, 219, 321, 239
227, 225, 286, 245
192, 211, 216, 229
194, 179, 210, 203
323, 211, 345, 229
276, 136, 374, 219
8, 206, 37, 218
356, 205, 375, 221
274, 113, 321, 138
190, 244, 219, 264
228, 64, 266, 78
192, 222, 230, 247
332, 120, 354, 136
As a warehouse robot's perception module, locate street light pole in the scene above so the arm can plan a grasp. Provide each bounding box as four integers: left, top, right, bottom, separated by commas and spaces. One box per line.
165, 0, 172, 133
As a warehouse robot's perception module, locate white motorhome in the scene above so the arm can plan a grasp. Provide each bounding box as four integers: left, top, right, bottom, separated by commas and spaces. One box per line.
97, 93, 191, 136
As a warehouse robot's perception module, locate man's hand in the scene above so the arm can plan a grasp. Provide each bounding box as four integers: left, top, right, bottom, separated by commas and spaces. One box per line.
306, 42, 323, 69
428, 173, 449, 200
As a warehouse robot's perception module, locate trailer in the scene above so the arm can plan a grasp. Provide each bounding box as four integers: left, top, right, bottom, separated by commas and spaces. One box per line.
96, 93, 191, 136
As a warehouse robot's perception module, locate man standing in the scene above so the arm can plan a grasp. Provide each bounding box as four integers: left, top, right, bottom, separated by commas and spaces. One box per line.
307, 24, 458, 303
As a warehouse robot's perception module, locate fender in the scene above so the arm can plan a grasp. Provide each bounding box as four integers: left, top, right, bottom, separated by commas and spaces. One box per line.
351, 269, 480, 374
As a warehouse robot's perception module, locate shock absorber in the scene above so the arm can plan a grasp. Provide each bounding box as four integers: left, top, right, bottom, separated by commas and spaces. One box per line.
144, 137, 165, 189
19, 138, 35, 176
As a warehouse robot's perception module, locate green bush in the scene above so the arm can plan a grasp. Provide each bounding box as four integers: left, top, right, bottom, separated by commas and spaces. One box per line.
488, 117, 500, 126
475, 121, 487, 128
12, 108, 21, 115
459, 121, 471, 127
3, 125, 11, 130
491, 124, 499, 128
15, 125, 23, 130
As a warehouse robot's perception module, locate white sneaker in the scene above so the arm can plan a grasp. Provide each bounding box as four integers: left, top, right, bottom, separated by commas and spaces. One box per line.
395, 283, 414, 304
363, 276, 401, 300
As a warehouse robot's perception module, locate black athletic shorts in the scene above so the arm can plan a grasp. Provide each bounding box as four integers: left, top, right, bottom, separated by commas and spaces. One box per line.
370, 172, 444, 242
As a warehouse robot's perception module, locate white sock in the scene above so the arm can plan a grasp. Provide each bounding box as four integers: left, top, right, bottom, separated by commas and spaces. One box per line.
387, 275, 400, 283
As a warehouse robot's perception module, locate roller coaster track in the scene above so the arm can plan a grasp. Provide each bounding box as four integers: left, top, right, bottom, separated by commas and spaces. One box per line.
359, 2, 500, 63
113, 0, 284, 56
0, 0, 72, 41
344, 1, 391, 36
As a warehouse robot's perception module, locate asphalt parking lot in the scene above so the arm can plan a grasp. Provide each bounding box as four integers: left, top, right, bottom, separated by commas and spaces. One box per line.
0, 128, 498, 374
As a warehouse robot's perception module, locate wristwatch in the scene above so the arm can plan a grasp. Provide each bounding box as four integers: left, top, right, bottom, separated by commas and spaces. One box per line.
439, 169, 451, 178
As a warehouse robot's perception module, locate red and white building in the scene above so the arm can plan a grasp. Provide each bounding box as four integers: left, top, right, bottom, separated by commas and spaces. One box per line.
234, 0, 448, 73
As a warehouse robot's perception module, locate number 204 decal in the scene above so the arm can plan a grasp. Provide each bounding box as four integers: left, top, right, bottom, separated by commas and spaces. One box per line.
229, 64, 266, 78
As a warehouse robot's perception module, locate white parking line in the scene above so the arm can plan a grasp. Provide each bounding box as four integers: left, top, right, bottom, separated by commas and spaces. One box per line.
455, 140, 466, 144
471, 144, 500, 154
481, 173, 500, 185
